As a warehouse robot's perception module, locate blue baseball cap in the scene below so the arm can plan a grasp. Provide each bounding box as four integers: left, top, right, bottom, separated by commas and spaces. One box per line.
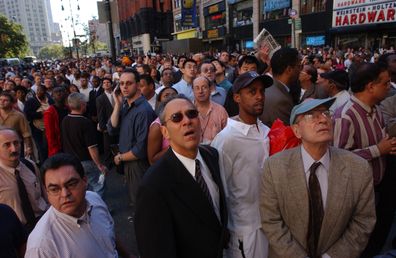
290, 97, 336, 125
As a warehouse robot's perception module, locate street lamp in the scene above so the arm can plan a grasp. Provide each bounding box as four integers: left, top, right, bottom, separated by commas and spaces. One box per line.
61, 0, 81, 59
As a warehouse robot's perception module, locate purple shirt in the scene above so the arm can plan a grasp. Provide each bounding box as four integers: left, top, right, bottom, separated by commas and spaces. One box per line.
333, 95, 386, 185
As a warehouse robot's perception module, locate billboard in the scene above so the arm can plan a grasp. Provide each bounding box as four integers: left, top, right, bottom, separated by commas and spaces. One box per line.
181, 0, 197, 27
332, 0, 396, 28
264, 0, 290, 13
306, 36, 325, 46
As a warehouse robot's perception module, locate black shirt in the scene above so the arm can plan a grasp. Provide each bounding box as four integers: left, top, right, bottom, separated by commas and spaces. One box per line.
0, 204, 27, 258
62, 114, 98, 161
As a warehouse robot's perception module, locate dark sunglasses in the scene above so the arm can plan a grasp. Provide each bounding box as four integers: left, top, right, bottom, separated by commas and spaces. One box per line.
166, 109, 199, 123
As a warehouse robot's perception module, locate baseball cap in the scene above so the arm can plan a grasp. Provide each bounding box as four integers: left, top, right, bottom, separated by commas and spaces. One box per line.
320, 70, 349, 88
232, 71, 273, 93
290, 97, 336, 125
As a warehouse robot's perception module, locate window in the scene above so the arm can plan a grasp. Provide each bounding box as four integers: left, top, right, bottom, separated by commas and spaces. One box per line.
300, 0, 326, 15
231, 1, 253, 28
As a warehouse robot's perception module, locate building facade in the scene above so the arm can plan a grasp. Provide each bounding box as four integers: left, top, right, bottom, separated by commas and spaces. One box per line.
155, 0, 396, 53
118, 0, 173, 54
0, 0, 52, 55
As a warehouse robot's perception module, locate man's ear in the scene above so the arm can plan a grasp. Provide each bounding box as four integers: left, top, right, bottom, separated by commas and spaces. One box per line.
233, 92, 241, 104
291, 124, 302, 139
161, 125, 170, 140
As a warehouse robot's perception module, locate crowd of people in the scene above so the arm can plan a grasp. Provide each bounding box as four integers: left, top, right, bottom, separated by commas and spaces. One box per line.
0, 44, 396, 258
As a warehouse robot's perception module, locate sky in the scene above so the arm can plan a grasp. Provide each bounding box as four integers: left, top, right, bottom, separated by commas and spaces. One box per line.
50, 0, 99, 46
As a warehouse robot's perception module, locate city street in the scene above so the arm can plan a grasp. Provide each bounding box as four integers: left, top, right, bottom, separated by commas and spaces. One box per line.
103, 168, 139, 257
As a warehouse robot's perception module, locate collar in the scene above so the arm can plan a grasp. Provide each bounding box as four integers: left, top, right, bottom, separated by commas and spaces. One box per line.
0, 161, 22, 175
275, 79, 290, 93
350, 95, 375, 114
172, 148, 203, 178
68, 113, 85, 118
123, 94, 145, 108
301, 145, 330, 175
52, 197, 93, 227
181, 78, 193, 87
228, 116, 269, 137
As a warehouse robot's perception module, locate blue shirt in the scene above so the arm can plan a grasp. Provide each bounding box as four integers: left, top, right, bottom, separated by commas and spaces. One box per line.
107, 95, 156, 159
172, 78, 194, 101
217, 79, 232, 92
211, 86, 227, 106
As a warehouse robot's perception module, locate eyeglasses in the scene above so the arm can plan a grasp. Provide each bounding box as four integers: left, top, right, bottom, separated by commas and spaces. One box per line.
165, 109, 199, 123
298, 110, 333, 123
201, 68, 215, 73
46, 178, 81, 196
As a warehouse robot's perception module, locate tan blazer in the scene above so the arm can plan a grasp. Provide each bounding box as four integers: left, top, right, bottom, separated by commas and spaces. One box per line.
260, 146, 376, 258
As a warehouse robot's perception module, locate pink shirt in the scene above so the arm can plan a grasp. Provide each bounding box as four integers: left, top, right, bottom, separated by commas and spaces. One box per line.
150, 117, 169, 150
198, 101, 228, 144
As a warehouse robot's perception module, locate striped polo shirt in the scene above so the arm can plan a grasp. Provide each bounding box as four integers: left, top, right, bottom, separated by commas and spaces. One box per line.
333, 95, 386, 185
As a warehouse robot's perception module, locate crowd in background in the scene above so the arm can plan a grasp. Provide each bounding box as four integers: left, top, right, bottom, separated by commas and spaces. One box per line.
0, 43, 396, 258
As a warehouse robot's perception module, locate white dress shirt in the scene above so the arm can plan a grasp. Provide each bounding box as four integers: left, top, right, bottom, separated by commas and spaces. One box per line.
301, 145, 330, 209
172, 149, 220, 220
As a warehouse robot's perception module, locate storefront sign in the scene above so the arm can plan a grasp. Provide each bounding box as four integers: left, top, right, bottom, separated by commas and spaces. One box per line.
332, 0, 396, 27
204, 2, 226, 16
209, 4, 219, 13
264, 0, 290, 13
207, 29, 219, 38
181, 0, 197, 27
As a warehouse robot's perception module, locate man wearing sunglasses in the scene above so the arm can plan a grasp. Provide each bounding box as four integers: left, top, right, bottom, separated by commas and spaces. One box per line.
135, 95, 229, 258
211, 71, 273, 258
260, 98, 375, 258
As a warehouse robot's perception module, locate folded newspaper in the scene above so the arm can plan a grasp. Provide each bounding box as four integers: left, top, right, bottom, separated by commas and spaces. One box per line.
254, 28, 281, 58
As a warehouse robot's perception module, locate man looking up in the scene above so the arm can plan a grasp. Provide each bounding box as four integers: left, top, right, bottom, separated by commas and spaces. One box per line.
172, 59, 197, 101
260, 48, 302, 126
261, 98, 375, 258
135, 95, 229, 258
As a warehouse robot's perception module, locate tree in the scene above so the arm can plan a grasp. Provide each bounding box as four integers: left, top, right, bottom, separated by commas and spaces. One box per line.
0, 14, 29, 57
38, 44, 65, 60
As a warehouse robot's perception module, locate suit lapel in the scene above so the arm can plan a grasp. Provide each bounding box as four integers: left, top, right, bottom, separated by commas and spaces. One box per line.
167, 149, 220, 230
318, 147, 349, 250
287, 148, 310, 228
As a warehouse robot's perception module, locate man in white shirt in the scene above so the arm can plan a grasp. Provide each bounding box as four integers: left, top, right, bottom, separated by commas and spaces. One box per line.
211, 71, 273, 258
25, 153, 132, 258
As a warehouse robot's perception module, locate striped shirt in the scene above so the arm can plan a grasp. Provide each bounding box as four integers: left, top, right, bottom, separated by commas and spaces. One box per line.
333, 95, 386, 185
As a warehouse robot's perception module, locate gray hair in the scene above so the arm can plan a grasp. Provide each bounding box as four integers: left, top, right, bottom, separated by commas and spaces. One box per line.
67, 92, 86, 110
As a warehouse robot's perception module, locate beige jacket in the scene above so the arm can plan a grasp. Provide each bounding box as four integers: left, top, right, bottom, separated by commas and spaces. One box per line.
260, 146, 376, 258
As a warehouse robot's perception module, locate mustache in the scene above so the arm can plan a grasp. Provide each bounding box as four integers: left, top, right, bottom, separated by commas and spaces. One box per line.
10, 152, 19, 157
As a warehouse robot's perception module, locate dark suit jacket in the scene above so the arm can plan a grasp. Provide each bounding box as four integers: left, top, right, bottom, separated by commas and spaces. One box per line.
135, 146, 229, 258
96, 92, 113, 131
88, 87, 104, 119
260, 78, 294, 126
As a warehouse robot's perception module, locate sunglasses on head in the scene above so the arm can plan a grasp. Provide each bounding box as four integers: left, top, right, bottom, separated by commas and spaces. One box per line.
166, 109, 199, 123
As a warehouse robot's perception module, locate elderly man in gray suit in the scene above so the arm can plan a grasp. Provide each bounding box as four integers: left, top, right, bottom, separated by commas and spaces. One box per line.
260, 98, 376, 258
